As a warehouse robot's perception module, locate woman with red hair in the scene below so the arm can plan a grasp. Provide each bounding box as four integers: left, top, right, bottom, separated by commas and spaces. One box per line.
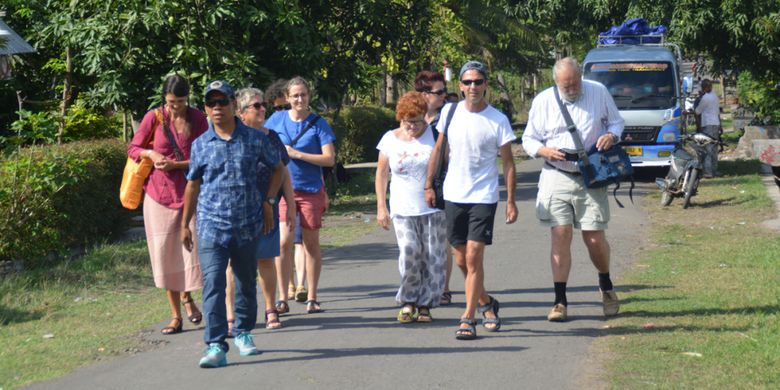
375, 91, 447, 323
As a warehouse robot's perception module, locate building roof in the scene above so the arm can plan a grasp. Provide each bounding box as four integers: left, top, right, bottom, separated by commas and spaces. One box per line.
0, 19, 35, 55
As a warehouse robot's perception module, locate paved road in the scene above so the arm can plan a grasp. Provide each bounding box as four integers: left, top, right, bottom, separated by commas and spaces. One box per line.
28, 159, 652, 390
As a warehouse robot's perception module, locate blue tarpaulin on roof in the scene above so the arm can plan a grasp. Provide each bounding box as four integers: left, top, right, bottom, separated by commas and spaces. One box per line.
598, 18, 667, 45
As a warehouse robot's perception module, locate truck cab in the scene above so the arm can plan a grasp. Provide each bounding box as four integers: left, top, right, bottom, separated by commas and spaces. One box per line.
583, 43, 683, 167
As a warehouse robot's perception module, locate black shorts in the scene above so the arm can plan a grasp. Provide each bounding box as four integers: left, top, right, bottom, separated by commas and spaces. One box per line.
445, 201, 498, 246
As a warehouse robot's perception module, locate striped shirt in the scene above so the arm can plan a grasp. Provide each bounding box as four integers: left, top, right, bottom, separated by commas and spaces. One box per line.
522, 79, 624, 172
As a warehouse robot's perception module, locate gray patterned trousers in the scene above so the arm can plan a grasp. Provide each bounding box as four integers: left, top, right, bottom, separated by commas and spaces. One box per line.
392, 211, 447, 307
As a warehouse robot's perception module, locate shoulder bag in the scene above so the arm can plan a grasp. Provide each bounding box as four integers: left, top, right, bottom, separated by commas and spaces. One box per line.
289, 115, 322, 147
553, 87, 634, 207
119, 109, 162, 210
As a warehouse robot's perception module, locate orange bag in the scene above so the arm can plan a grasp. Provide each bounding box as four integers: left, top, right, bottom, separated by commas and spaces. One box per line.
119, 109, 161, 209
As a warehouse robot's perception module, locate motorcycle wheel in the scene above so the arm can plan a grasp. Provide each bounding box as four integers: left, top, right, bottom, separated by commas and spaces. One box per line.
660, 191, 673, 206
682, 169, 699, 209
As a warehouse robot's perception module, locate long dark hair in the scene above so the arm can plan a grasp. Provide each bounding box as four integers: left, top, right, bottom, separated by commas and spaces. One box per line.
161, 74, 190, 100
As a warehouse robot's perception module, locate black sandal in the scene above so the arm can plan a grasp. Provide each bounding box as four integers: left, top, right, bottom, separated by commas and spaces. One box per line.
478, 295, 501, 332
306, 300, 322, 314
455, 317, 477, 340
182, 298, 202, 325
161, 317, 182, 335
440, 291, 453, 306
275, 300, 290, 314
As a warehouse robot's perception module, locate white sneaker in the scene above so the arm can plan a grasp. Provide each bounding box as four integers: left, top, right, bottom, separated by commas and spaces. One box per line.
198, 343, 227, 368
601, 289, 620, 316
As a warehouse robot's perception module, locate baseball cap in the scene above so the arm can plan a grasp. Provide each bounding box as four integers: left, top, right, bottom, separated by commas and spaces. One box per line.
204, 80, 235, 100
459, 61, 488, 79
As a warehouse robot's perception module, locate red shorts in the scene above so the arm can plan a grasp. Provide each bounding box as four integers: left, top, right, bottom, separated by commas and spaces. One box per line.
279, 187, 326, 230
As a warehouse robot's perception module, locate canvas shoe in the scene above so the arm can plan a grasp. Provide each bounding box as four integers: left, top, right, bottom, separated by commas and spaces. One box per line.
234, 331, 260, 356
601, 289, 620, 316
547, 304, 567, 322
198, 343, 227, 368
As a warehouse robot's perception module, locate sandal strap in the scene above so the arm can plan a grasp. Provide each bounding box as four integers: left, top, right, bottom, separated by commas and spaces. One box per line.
477, 296, 495, 314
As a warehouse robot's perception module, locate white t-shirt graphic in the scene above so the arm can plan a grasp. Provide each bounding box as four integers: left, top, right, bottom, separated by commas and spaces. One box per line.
376, 127, 440, 217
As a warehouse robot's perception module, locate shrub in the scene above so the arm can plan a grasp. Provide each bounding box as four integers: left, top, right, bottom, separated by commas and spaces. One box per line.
63, 100, 122, 141
4, 110, 58, 150
0, 139, 133, 267
736, 71, 780, 123
324, 105, 397, 164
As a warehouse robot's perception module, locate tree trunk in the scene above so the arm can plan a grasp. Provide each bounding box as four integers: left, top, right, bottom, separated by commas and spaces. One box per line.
496, 73, 515, 121
379, 69, 387, 107
57, 46, 73, 144
385, 72, 396, 105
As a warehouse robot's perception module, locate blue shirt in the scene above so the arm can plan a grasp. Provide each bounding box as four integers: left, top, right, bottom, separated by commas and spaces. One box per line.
187, 118, 280, 246
265, 111, 336, 193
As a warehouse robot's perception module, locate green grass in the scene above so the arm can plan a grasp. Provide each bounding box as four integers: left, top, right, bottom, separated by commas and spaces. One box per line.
596, 160, 780, 388
0, 175, 380, 389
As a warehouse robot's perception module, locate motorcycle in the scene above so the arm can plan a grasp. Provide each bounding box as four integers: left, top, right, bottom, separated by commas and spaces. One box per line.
656, 132, 719, 208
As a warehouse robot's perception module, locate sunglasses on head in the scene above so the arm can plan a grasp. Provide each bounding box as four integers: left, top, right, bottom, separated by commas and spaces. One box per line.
460, 79, 485, 86
273, 103, 291, 111
249, 102, 267, 110
205, 98, 231, 108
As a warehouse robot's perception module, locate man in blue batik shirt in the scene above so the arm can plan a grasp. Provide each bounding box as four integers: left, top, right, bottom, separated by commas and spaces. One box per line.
181, 80, 284, 368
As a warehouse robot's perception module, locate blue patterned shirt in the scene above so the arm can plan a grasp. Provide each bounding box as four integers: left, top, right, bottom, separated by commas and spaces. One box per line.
187, 118, 280, 246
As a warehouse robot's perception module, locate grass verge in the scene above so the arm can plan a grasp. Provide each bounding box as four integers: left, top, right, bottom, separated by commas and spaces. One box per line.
0, 172, 379, 389
597, 159, 780, 388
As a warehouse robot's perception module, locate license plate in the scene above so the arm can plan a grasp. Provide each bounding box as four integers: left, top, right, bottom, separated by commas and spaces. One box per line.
624, 146, 642, 156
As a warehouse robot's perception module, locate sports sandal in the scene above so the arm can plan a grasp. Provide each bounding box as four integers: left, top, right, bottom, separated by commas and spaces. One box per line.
477, 295, 501, 332
182, 298, 202, 325
306, 300, 322, 314
161, 317, 182, 335
265, 308, 283, 330
295, 285, 308, 302
439, 291, 453, 306
455, 317, 477, 340
416, 306, 433, 323
275, 300, 290, 315
397, 303, 416, 323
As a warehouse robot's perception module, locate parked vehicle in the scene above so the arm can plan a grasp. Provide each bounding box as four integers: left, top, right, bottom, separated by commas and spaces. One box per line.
583, 33, 691, 168
656, 132, 719, 208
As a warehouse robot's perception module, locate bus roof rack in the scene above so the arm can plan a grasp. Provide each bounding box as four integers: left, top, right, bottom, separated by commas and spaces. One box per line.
596, 35, 682, 62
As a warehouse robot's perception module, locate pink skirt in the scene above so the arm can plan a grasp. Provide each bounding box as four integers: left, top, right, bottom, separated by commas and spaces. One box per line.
143, 194, 203, 291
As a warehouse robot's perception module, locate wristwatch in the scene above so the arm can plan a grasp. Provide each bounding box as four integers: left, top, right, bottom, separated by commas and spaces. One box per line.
264, 197, 277, 206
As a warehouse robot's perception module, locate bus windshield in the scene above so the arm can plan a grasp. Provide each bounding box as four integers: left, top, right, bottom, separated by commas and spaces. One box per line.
584, 62, 676, 110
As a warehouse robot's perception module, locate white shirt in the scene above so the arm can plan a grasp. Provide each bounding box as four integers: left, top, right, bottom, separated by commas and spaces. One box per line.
437, 102, 516, 204
376, 127, 440, 217
522, 79, 624, 172
695, 91, 720, 127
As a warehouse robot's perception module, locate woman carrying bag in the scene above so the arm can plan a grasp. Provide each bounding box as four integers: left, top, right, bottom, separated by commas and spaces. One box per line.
127, 74, 208, 335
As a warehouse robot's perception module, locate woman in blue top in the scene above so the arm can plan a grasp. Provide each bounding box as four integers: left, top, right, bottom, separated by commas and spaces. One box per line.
265, 76, 336, 314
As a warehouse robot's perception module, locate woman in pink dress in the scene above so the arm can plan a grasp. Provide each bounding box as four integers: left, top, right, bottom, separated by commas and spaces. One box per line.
127, 75, 209, 334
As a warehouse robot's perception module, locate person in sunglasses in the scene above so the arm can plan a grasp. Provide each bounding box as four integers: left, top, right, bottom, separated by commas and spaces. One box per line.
221, 88, 296, 335
182, 80, 285, 368
265, 76, 336, 315
414, 70, 455, 307
424, 61, 518, 340
128, 74, 208, 336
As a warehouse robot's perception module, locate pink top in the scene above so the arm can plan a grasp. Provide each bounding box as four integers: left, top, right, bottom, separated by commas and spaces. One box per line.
127, 106, 208, 209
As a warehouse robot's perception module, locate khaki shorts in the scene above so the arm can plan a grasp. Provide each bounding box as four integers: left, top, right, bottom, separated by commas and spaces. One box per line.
535, 167, 610, 231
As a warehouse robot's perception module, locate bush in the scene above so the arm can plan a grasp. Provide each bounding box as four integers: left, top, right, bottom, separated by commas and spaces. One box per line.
0, 139, 133, 267
4, 110, 59, 150
736, 71, 780, 123
63, 100, 122, 141
324, 105, 397, 164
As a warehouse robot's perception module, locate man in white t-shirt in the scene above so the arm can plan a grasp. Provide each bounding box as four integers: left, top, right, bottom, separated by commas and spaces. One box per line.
522, 57, 623, 323
425, 60, 518, 340
694, 79, 721, 178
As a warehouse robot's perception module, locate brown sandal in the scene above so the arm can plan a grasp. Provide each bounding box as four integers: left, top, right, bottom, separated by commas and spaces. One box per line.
182, 298, 202, 325
265, 309, 283, 330
161, 317, 182, 335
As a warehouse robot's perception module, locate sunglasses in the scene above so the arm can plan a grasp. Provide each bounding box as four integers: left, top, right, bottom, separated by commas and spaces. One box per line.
460, 79, 486, 86
273, 104, 291, 111
249, 102, 267, 110
205, 98, 231, 108
427, 88, 447, 96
